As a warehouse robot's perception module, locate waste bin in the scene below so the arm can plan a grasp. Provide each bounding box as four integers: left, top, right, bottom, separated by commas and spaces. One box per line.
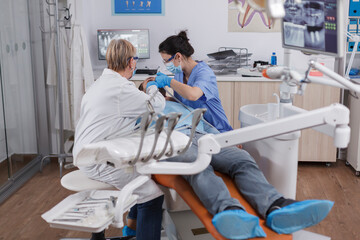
239, 103, 301, 199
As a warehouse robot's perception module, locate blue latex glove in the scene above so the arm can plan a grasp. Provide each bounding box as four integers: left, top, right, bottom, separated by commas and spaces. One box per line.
146, 81, 159, 90
157, 72, 167, 76
266, 199, 334, 234
155, 72, 172, 88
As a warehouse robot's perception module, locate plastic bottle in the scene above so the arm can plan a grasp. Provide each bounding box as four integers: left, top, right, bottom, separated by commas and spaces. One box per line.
271, 52, 277, 65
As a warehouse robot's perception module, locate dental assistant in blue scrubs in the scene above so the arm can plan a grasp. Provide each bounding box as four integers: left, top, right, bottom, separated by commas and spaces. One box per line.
153, 30, 232, 133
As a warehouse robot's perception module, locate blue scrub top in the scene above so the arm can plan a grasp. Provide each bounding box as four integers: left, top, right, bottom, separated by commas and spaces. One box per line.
173, 61, 233, 133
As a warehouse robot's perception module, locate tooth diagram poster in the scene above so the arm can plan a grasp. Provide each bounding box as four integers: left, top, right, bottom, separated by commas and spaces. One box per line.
112, 0, 164, 15
228, 0, 281, 32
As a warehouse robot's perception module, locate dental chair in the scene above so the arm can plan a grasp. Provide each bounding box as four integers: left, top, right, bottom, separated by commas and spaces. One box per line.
59, 162, 292, 240
43, 96, 351, 240
59, 170, 291, 240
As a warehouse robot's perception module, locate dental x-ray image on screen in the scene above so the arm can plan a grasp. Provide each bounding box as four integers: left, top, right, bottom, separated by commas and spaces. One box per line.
97, 29, 150, 60
282, 0, 340, 56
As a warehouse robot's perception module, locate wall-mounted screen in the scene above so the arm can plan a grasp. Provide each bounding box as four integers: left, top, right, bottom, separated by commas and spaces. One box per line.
282, 0, 343, 57
97, 29, 150, 60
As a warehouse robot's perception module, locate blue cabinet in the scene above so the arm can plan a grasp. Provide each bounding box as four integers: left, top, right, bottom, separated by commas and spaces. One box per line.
349, 0, 360, 16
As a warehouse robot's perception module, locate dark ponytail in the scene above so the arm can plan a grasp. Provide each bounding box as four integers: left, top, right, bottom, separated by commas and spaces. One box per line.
159, 30, 194, 57
177, 31, 189, 42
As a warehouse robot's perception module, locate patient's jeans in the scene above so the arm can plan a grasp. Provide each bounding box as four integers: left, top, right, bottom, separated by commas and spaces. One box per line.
127, 195, 164, 240
167, 132, 282, 219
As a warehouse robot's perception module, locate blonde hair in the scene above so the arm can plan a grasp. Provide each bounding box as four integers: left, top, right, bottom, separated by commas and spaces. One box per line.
106, 39, 136, 72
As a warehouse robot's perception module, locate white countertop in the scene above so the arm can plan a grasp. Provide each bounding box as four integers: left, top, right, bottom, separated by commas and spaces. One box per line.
94, 68, 353, 86
94, 69, 280, 82
130, 74, 280, 82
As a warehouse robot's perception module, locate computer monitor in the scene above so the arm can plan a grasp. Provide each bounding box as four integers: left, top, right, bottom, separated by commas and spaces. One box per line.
97, 29, 150, 60
282, 0, 343, 57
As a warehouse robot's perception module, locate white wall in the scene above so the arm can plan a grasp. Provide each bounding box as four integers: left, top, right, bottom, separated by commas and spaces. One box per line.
80, 0, 284, 72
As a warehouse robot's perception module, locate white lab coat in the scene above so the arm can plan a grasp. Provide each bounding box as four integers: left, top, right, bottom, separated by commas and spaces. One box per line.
47, 27, 72, 130
73, 68, 166, 203
70, 24, 94, 127
46, 25, 94, 130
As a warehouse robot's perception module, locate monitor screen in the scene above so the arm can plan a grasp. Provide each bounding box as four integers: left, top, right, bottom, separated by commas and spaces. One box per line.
282, 0, 343, 57
97, 29, 150, 60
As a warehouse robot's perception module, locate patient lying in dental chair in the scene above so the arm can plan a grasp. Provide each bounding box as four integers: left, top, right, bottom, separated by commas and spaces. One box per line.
127, 79, 334, 240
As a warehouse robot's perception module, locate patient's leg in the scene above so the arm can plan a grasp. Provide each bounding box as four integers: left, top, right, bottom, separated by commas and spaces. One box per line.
211, 147, 334, 234
179, 156, 268, 239
167, 142, 243, 215
183, 163, 243, 215
210, 146, 283, 219
167, 133, 266, 239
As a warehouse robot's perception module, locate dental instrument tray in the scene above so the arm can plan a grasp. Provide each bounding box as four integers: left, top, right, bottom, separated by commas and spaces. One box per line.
41, 190, 137, 232
206, 47, 252, 74
207, 50, 237, 60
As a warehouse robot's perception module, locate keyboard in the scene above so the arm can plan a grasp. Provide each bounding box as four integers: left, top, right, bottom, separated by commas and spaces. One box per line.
136, 68, 158, 75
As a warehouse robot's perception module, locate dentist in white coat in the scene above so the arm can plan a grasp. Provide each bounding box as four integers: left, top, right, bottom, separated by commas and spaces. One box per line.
73, 39, 165, 240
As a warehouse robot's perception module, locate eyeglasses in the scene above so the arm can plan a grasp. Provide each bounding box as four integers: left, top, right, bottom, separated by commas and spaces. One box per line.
127, 56, 139, 62
163, 54, 175, 64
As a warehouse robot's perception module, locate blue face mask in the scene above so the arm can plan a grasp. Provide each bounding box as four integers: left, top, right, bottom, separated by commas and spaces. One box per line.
165, 62, 182, 74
